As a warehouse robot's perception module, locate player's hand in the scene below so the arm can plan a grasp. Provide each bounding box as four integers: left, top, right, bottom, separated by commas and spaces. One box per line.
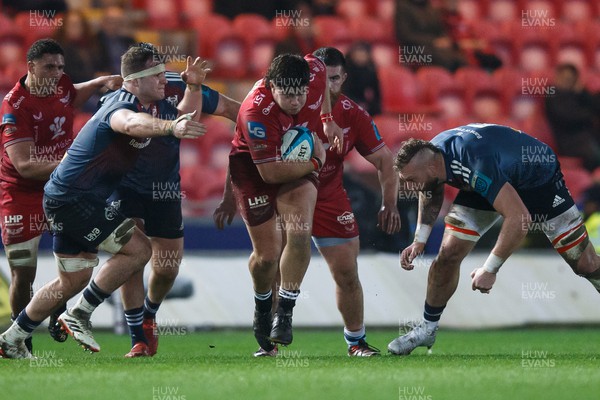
181, 56, 211, 86
323, 120, 343, 154
172, 111, 206, 139
103, 75, 123, 91
213, 195, 237, 230
377, 203, 401, 234
312, 133, 326, 167
400, 242, 425, 271
470, 267, 496, 294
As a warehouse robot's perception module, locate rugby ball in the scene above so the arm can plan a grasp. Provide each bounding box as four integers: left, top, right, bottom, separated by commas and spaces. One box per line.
280, 126, 314, 162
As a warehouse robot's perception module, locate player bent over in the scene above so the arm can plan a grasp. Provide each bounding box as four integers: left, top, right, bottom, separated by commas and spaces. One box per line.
388, 124, 600, 355
0, 44, 206, 358
0, 38, 122, 352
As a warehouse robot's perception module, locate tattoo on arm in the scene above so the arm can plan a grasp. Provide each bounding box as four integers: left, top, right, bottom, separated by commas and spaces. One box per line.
418, 184, 444, 226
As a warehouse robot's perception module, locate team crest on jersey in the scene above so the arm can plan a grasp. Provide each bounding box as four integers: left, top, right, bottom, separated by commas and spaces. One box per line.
50, 116, 66, 140
471, 171, 492, 196
166, 95, 178, 107
104, 205, 119, 221
341, 99, 353, 110
33, 112, 43, 121
337, 211, 355, 225
12, 96, 25, 109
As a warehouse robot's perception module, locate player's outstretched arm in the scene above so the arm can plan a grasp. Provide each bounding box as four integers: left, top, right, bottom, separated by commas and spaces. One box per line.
72, 75, 123, 109
321, 68, 343, 154
213, 164, 237, 230
213, 93, 241, 122
6, 140, 59, 180
109, 108, 206, 139
365, 146, 401, 234
471, 182, 530, 293
178, 56, 211, 121
400, 184, 444, 270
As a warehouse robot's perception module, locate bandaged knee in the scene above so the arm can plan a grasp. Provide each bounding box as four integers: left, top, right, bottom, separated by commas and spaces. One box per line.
98, 218, 136, 254
5, 236, 41, 268
55, 255, 99, 272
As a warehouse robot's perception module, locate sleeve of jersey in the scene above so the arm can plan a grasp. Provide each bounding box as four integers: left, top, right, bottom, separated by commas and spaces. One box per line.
354, 112, 386, 157
305, 54, 327, 103
0, 101, 33, 148
201, 84, 219, 114
239, 109, 281, 164
103, 101, 140, 124
469, 155, 507, 205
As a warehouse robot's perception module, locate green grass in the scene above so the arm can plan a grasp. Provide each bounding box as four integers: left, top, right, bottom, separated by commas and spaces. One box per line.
1, 328, 599, 400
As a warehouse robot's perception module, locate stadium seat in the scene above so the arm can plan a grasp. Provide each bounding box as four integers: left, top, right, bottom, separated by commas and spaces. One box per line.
0, 35, 24, 70
347, 16, 393, 45
473, 19, 516, 67
373, 0, 395, 21
560, 0, 594, 22
14, 11, 60, 47
181, 0, 213, 25
312, 16, 353, 49
200, 116, 235, 168
191, 14, 233, 58
553, 22, 588, 70
371, 43, 397, 68
415, 66, 461, 106
145, 0, 180, 30
457, 0, 487, 22
454, 67, 499, 111
336, 0, 369, 19
520, 112, 557, 150
488, 0, 519, 21
377, 66, 426, 114
232, 14, 275, 78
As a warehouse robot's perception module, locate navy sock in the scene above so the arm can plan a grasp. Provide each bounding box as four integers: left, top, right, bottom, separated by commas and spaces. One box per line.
124, 307, 147, 346
83, 280, 110, 308
15, 310, 42, 334
143, 297, 161, 320
424, 302, 446, 322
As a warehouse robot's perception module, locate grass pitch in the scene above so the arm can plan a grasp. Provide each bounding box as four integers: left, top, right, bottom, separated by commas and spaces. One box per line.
0, 328, 598, 400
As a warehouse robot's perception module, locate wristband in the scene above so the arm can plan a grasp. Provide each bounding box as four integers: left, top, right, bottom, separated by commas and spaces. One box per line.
166, 112, 194, 136
320, 113, 334, 123
483, 253, 505, 274
413, 224, 431, 244
310, 156, 323, 171
187, 83, 201, 92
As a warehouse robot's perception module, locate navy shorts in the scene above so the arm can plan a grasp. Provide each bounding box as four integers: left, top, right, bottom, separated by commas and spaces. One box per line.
454, 168, 574, 220
43, 194, 127, 255
109, 186, 184, 239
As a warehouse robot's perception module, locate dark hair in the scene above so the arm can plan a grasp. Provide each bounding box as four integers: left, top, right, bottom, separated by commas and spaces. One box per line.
394, 138, 440, 170
556, 63, 579, 78
120, 43, 161, 78
313, 47, 346, 68
26, 38, 64, 62
265, 53, 309, 89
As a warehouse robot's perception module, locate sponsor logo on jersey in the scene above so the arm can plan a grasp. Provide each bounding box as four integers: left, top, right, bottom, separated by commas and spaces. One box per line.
254, 93, 266, 106
50, 116, 66, 140
372, 121, 382, 141
5, 227, 24, 235
12, 96, 25, 109
248, 121, 267, 139
33, 112, 43, 121
336, 211, 355, 225
84, 227, 101, 242
129, 137, 151, 149
3, 214, 23, 225
262, 101, 275, 115
1, 113, 16, 125
341, 99, 353, 110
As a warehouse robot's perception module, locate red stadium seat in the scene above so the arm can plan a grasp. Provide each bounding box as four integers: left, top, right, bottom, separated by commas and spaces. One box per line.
14, 11, 61, 47
488, 0, 519, 21
232, 14, 275, 78
181, 0, 213, 26
145, 0, 180, 30
373, 0, 395, 21
312, 16, 353, 49
378, 66, 426, 114
371, 43, 397, 68
560, 0, 594, 22
336, 0, 369, 19
415, 66, 461, 105
454, 67, 499, 111
192, 14, 233, 58
561, 165, 593, 203
457, 0, 487, 22
347, 16, 393, 45
0, 35, 24, 70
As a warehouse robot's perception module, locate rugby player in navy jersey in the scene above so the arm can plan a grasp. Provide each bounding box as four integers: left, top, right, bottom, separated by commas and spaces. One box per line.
388, 124, 600, 355
0, 44, 206, 358
105, 44, 240, 357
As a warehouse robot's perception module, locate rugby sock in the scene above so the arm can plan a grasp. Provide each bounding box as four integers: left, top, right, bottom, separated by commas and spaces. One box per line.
278, 288, 299, 312
6, 310, 41, 341
423, 302, 445, 329
344, 325, 366, 346
124, 307, 147, 346
254, 289, 273, 313
75, 280, 110, 316
143, 297, 161, 320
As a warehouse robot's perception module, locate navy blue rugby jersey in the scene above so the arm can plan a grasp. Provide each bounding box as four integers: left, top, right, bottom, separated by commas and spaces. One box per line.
44, 88, 177, 201
431, 123, 558, 205
112, 72, 220, 195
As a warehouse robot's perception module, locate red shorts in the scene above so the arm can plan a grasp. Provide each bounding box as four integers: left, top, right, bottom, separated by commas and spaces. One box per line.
0, 183, 46, 245
312, 192, 359, 239
229, 153, 318, 227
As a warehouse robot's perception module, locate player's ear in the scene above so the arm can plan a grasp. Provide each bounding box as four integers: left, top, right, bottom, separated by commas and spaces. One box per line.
26, 61, 35, 75
341, 72, 348, 85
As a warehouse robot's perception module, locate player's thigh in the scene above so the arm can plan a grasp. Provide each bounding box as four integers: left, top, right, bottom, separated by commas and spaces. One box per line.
150, 237, 183, 272
276, 178, 318, 228
318, 238, 360, 276
0, 186, 45, 248
245, 215, 283, 261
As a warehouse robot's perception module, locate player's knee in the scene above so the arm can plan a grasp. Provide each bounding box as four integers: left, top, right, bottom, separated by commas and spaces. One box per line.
250, 252, 279, 271
5, 237, 41, 268
98, 218, 136, 254
332, 268, 360, 292
151, 257, 180, 281
435, 246, 465, 267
